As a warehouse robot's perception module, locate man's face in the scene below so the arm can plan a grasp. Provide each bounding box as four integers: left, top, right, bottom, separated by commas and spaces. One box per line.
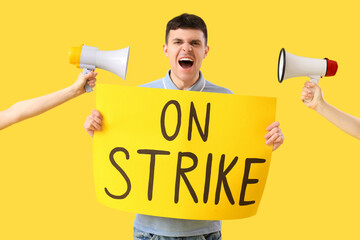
164, 28, 209, 87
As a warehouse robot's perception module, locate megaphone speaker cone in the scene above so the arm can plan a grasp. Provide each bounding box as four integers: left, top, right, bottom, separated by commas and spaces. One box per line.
278, 48, 286, 83
96, 47, 130, 80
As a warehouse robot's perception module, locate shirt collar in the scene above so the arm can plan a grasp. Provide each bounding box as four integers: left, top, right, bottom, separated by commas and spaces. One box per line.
163, 70, 206, 91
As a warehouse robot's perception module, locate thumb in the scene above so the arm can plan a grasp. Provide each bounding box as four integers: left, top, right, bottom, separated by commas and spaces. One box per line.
310, 82, 322, 96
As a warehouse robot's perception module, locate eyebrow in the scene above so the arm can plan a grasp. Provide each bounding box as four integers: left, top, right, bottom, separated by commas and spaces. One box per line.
171, 38, 202, 44
190, 40, 201, 44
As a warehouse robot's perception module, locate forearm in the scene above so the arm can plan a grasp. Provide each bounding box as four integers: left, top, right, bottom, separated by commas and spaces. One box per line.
0, 85, 80, 130
315, 101, 360, 139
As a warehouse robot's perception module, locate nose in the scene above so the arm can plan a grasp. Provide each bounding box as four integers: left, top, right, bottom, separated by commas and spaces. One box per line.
182, 43, 192, 52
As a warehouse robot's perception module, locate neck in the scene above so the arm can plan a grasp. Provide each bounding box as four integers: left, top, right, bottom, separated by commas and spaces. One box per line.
169, 71, 200, 90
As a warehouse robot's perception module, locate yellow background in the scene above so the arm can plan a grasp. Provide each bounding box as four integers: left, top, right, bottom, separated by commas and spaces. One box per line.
0, 0, 359, 239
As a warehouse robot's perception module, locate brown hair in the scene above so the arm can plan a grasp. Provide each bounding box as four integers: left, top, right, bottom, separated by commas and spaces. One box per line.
165, 13, 208, 45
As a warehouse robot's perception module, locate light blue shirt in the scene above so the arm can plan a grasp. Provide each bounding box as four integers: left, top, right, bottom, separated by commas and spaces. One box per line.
133, 70, 233, 237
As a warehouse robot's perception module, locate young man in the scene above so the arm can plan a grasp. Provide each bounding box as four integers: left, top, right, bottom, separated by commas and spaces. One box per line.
301, 81, 360, 139
0, 72, 97, 130
84, 14, 284, 240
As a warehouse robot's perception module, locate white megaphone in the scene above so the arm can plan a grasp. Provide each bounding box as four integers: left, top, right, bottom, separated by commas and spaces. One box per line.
69, 44, 130, 92
278, 48, 338, 85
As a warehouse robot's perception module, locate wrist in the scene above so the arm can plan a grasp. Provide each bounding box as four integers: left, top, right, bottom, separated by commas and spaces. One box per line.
69, 84, 84, 98
73, 82, 86, 96
314, 98, 327, 113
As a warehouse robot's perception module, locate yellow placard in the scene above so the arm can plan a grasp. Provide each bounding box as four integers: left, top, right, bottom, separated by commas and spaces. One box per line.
93, 84, 276, 220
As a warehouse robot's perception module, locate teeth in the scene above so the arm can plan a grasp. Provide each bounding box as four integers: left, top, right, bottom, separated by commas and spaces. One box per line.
179, 58, 193, 62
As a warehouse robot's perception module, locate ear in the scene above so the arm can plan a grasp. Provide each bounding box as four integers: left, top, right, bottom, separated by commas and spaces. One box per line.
163, 44, 168, 57
204, 45, 209, 58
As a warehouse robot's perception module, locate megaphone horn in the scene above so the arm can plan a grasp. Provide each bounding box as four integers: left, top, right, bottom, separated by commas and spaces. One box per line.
69, 44, 130, 92
278, 48, 338, 84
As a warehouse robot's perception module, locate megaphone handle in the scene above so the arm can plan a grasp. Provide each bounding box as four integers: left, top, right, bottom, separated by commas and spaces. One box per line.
310, 76, 320, 85
82, 68, 93, 93
304, 76, 320, 103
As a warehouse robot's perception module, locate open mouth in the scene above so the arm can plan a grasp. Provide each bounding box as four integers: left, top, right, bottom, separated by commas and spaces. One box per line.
178, 58, 194, 69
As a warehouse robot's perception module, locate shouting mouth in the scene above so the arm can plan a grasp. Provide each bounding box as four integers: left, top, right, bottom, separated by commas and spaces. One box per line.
178, 57, 194, 69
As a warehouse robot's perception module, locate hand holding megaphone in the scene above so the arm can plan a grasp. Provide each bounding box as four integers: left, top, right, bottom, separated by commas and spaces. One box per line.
301, 81, 325, 109
69, 44, 130, 92
73, 71, 97, 94
278, 48, 338, 102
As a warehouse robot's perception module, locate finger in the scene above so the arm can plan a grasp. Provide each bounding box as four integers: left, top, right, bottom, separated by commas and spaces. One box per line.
301, 90, 308, 97
309, 82, 316, 88
89, 115, 103, 126
87, 80, 96, 87
84, 71, 98, 80
88, 71, 98, 77
277, 128, 284, 139
272, 130, 284, 150
274, 129, 284, 143
84, 120, 95, 131
274, 136, 284, 144
304, 81, 310, 87
266, 132, 279, 145
91, 109, 103, 120
90, 120, 102, 131
84, 116, 102, 131
265, 126, 278, 139
84, 124, 97, 132
85, 113, 102, 127
302, 86, 312, 92
87, 73, 97, 80
301, 95, 309, 101
301, 91, 313, 100
266, 121, 279, 132
267, 128, 284, 145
